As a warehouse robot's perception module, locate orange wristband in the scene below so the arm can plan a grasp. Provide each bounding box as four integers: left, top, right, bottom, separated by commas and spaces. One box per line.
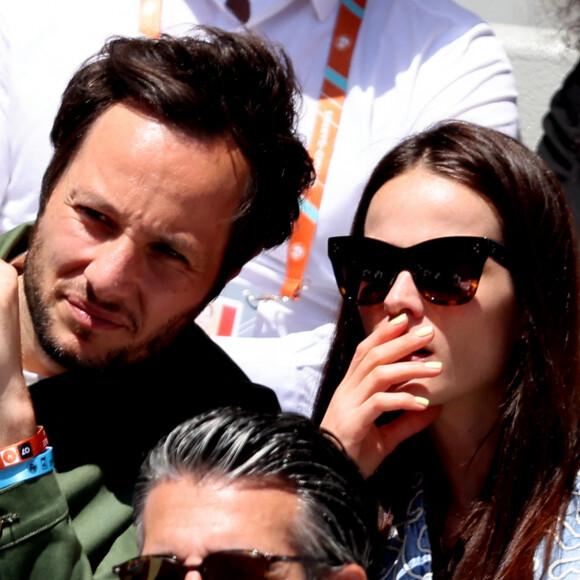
0, 426, 49, 469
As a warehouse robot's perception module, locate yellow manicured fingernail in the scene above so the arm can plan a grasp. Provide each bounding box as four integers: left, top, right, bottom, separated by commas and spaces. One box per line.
424, 361, 442, 369
415, 325, 433, 337
414, 396, 430, 407
389, 313, 407, 325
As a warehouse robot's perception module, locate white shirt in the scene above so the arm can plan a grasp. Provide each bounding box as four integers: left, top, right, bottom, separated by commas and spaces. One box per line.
0, 0, 518, 414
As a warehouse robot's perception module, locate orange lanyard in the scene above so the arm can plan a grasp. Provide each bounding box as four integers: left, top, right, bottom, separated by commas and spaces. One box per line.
138, 0, 367, 299
139, 0, 162, 37
281, 0, 366, 298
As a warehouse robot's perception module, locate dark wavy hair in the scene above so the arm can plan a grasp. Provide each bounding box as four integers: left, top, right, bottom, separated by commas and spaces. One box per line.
40, 26, 314, 298
314, 121, 580, 579
133, 407, 382, 580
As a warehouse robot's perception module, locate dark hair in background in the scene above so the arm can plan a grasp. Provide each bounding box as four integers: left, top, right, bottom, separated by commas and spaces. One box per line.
313, 121, 580, 579
133, 407, 381, 580
40, 26, 315, 298
559, 0, 580, 48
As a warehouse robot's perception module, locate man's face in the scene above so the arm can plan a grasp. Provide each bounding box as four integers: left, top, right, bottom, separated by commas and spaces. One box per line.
141, 478, 307, 580
23, 103, 249, 372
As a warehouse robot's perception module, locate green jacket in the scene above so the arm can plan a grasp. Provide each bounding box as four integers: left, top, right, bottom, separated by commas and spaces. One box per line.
0, 224, 280, 579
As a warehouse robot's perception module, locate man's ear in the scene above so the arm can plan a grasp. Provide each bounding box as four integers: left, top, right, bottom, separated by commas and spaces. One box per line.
326, 563, 367, 580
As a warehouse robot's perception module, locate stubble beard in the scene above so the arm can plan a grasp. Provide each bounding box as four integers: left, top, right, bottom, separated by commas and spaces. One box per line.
22, 229, 199, 372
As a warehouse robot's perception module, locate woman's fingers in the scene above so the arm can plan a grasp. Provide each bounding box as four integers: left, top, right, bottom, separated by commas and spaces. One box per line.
343, 320, 436, 399
344, 314, 410, 381
335, 355, 442, 414
322, 353, 442, 438
321, 313, 443, 476
322, 388, 441, 477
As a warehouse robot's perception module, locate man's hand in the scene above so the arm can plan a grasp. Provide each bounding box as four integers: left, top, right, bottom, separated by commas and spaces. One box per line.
0, 260, 36, 446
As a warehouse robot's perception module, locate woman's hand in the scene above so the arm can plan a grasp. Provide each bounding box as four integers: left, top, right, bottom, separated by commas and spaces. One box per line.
0, 259, 36, 445
321, 313, 441, 477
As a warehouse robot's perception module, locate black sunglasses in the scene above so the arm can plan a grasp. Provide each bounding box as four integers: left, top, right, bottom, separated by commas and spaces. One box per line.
113, 549, 331, 580
328, 235, 510, 307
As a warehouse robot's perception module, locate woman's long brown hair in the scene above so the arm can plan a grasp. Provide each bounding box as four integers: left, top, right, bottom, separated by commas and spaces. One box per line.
313, 121, 580, 579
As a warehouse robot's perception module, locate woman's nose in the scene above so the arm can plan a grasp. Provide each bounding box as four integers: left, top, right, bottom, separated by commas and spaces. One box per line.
382, 270, 425, 319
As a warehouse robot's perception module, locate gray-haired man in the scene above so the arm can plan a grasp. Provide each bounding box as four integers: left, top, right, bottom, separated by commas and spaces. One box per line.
114, 407, 381, 580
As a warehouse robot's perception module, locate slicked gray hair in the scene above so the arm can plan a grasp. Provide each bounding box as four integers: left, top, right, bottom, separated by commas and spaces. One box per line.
133, 407, 381, 579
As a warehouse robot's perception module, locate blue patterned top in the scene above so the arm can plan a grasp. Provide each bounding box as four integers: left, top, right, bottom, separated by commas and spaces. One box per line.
380, 474, 580, 579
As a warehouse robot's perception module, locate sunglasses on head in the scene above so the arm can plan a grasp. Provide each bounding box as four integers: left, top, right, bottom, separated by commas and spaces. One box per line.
113, 549, 331, 580
328, 235, 510, 307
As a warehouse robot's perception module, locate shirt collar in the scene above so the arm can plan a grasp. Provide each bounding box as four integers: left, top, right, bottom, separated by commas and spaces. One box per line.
310, 0, 339, 22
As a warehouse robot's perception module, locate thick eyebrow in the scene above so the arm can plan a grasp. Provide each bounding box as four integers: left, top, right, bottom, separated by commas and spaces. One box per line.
67, 188, 117, 216
68, 189, 204, 268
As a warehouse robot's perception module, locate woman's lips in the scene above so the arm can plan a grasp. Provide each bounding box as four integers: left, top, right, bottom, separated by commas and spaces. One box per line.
402, 348, 432, 362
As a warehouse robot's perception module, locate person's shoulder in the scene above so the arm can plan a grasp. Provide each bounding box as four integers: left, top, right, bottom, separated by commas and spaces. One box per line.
0, 222, 33, 261
366, 0, 494, 66
165, 323, 251, 383
385, 0, 483, 30
156, 323, 281, 412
